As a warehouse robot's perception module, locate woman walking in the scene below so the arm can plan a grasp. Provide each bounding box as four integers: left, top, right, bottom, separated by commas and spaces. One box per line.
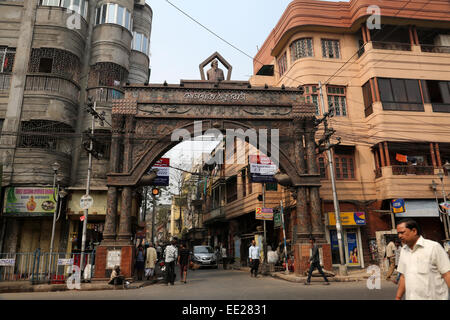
135, 245, 145, 281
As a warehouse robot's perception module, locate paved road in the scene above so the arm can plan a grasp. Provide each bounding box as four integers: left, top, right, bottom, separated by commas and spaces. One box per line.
0, 267, 398, 300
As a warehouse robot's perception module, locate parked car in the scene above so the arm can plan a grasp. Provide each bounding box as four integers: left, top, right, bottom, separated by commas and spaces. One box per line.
191, 245, 218, 268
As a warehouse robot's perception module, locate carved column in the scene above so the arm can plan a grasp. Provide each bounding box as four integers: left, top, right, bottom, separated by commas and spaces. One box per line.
293, 113, 310, 242
103, 114, 123, 242
305, 124, 324, 240
123, 115, 136, 173
118, 187, 132, 243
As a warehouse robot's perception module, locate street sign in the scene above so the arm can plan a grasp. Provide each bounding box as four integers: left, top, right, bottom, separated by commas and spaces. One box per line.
256, 207, 273, 220
274, 211, 282, 228
249, 155, 277, 183
80, 195, 93, 210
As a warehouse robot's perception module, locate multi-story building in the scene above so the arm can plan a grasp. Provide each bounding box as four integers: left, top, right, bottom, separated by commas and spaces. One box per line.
0, 0, 152, 256
251, 0, 450, 268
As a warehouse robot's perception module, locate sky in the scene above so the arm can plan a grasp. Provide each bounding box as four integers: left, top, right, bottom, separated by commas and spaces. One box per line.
147, 0, 348, 184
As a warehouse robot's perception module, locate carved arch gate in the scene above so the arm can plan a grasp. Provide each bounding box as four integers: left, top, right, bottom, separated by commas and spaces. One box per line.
95, 82, 328, 278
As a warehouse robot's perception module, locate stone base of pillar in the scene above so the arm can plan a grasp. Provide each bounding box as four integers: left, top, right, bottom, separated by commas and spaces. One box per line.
293, 243, 333, 275
93, 243, 135, 279
296, 233, 311, 244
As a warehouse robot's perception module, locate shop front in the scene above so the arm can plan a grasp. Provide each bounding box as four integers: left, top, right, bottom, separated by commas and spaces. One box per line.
326, 211, 366, 268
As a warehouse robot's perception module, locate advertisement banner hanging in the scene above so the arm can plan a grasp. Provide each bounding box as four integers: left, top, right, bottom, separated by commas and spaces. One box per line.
256, 207, 274, 221
151, 158, 170, 186
249, 155, 277, 183
274, 211, 282, 228
3, 187, 57, 217
391, 199, 406, 214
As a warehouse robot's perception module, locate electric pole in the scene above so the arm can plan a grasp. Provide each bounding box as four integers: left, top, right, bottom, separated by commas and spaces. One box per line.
80, 97, 106, 279
317, 81, 347, 276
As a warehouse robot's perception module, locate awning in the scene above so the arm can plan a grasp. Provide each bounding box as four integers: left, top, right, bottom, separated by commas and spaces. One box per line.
395, 200, 439, 218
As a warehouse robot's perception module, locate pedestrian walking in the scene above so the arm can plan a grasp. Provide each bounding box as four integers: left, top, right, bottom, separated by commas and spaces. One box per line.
249, 239, 260, 277
393, 239, 402, 284
178, 242, 190, 283
395, 218, 450, 300
304, 237, 330, 285
385, 238, 397, 280
135, 245, 145, 281
164, 239, 178, 286
145, 243, 158, 281
221, 246, 228, 270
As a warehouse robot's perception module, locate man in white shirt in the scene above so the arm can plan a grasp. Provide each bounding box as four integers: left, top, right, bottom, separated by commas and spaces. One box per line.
164, 240, 178, 286
395, 218, 450, 300
249, 239, 261, 277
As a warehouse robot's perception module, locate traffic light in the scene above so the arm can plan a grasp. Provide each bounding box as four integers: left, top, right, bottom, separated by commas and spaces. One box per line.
257, 194, 263, 201
151, 187, 159, 196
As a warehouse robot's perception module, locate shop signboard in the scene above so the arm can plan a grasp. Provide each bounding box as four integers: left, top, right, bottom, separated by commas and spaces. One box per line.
249, 155, 277, 183
0, 259, 15, 266
106, 250, 121, 269
391, 199, 406, 214
256, 207, 273, 221
151, 158, 170, 186
3, 187, 57, 217
57, 259, 74, 266
328, 212, 366, 226
394, 200, 439, 217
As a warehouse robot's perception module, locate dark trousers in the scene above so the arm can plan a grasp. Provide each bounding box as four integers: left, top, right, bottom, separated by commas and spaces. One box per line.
222, 257, 228, 270
307, 261, 329, 283
250, 259, 260, 276
165, 261, 175, 284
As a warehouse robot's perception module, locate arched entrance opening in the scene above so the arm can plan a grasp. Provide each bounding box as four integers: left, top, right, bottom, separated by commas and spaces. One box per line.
94, 79, 331, 279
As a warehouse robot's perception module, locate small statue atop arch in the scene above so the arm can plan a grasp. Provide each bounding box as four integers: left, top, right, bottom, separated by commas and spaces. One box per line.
206, 59, 225, 82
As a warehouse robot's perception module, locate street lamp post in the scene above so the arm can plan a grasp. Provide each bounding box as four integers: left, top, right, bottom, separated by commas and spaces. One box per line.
48, 162, 61, 282
438, 162, 450, 239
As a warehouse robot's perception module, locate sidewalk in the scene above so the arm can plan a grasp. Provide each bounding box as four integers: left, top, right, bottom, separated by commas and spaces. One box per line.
233, 265, 370, 283
0, 277, 163, 294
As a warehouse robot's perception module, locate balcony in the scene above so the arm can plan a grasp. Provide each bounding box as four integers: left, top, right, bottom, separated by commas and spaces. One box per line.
392, 165, 434, 176
87, 86, 124, 103
371, 41, 412, 51
24, 73, 80, 103
203, 207, 225, 224
420, 44, 450, 54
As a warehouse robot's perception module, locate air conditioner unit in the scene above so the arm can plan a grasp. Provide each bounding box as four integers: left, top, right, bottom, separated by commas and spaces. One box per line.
434, 34, 450, 46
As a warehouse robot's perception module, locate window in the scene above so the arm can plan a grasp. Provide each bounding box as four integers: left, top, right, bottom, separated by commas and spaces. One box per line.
290, 38, 313, 62
318, 156, 327, 179
226, 176, 237, 203
39, 58, 53, 73
277, 52, 287, 76
327, 86, 347, 116
333, 146, 356, 180
247, 167, 252, 194
425, 80, 450, 112
377, 78, 424, 111
265, 183, 277, 191
241, 169, 247, 197
134, 33, 142, 52
362, 80, 374, 117
322, 39, 340, 59
143, 36, 148, 56
41, 0, 60, 6
0, 47, 15, 73
96, 3, 132, 31
45, 0, 88, 18
304, 85, 320, 115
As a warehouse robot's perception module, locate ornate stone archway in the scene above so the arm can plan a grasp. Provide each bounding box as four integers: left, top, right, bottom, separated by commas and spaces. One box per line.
94, 80, 327, 278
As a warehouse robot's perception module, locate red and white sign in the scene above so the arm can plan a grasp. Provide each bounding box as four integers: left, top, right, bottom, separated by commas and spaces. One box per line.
151, 158, 170, 186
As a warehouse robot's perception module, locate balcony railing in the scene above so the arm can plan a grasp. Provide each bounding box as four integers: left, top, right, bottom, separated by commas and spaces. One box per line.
420, 44, 450, 54
25, 74, 80, 102
87, 86, 124, 102
0, 73, 11, 91
392, 165, 434, 176
371, 41, 412, 51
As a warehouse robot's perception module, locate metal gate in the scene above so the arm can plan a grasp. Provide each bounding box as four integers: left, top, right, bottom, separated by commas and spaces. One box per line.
0, 249, 96, 284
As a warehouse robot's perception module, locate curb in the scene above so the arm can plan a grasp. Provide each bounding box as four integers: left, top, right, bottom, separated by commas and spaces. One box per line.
271, 272, 369, 283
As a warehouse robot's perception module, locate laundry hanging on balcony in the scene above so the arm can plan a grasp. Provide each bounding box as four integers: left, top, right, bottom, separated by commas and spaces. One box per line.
395, 153, 408, 163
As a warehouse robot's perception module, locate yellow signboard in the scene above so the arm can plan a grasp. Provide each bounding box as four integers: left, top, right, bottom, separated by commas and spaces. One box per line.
328, 212, 366, 226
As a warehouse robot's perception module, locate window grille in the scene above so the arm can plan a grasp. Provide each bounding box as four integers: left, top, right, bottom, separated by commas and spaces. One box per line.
327, 86, 347, 116
29, 48, 81, 82
277, 52, 287, 76
304, 85, 320, 115
88, 62, 128, 88
290, 38, 313, 62
321, 39, 340, 59
0, 47, 16, 73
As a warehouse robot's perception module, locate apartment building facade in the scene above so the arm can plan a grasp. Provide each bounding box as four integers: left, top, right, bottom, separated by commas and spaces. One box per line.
250, 0, 450, 268
0, 0, 152, 256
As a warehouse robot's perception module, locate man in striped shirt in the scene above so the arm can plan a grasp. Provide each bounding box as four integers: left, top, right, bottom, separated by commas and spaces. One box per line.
164, 240, 178, 285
